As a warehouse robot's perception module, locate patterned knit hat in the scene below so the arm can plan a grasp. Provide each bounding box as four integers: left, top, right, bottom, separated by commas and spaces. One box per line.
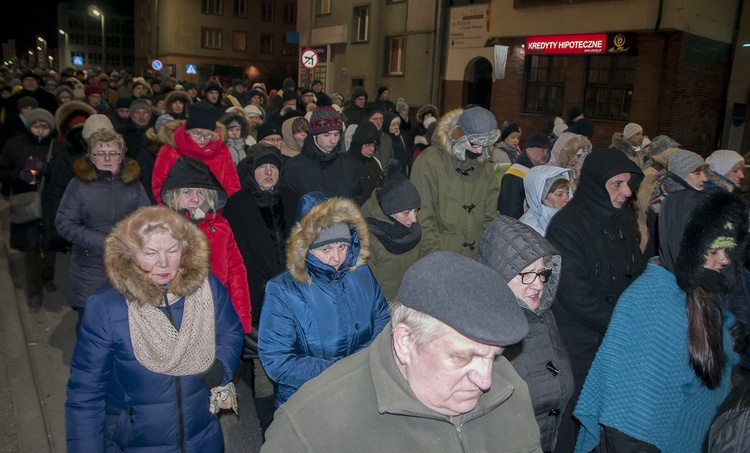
379, 160, 421, 216
706, 150, 744, 177
309, 106, 342, 136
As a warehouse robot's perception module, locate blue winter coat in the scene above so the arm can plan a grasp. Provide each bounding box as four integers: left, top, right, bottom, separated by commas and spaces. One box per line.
65, 275, 244, 452
258, 195, 390, 407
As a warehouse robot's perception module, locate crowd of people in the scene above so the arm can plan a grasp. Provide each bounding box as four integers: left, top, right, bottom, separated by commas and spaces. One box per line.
1, 64, 750, 451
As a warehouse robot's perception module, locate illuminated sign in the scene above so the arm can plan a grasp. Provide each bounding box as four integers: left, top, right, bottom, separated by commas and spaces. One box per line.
526, 33, 636, 55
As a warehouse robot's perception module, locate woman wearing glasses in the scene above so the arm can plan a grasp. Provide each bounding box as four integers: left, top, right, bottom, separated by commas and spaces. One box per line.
150, 102, 240, 204
478, 215, 573, 453
56, 128, 150, 329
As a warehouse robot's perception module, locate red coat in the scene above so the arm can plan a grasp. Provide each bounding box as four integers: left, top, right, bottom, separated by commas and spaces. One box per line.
151, 123, 240, 204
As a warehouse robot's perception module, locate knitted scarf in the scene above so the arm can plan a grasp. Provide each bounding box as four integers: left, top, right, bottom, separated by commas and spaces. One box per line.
127, 278, 215, 376
366, 217, 421, 254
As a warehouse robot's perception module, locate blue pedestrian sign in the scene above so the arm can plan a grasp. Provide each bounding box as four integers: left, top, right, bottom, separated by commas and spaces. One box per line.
72, 56, 84, 67
186, 64, 197, 75
151, 59, 163, 71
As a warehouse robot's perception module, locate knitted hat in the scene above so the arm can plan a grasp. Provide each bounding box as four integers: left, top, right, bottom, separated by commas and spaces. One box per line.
129, 98, 150, 115
706, 150, 744, 177
398, 252, 529, 347
377, 86, 389, 98
85, 85, 102, 97
257, 121, 282, 142
26, 109, 55, 130
17, 96, 38, 110
253, 146, 283, 170
501, 122, 521, 140
115, 97, 132, 109
82, 114, 114, 139
395, 98, 409, 112
330, 93, 344, 107
641, 136, 651, 149
282, 89, 297, 102
309, 106, 342, 135
311, 222, 351, 250
244, 104, 263, 118
379, 160, 421, 216
185, 102, 217, 130
204, 81, 222, 94
668, 150, 705, 179
154, 114, 175, 134
623, 122, 643, 139
526, 133, 552, 150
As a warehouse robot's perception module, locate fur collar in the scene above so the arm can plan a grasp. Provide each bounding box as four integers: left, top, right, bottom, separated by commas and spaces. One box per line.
54, 100, 96, 135
103, 217, 211, 307
286, 197, 370, 284
705, 168, 736, 192
73, 156, 142, 184
220, 110, 251, 139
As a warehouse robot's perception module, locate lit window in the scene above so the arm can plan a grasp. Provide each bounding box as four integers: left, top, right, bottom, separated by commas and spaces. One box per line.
353, 6, 369, 43
384, 36, 405, 75
317, 0, 331, 15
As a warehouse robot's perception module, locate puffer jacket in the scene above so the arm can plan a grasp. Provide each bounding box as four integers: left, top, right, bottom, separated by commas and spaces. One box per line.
519, 165, 571, 236
55, 157, 150, 309
151, 122, 240, 204
161, 157, 252, 333
65, 215, 244, 452
477, 216, 574, 452
409, 108, 499, 258
258, 193, 390, 407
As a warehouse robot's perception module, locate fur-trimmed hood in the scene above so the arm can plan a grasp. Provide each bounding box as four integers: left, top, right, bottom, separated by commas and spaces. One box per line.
55, 100, 96, 136
286, 194, 370, 285
103, 208, 211, 307
145, 118, 185, 155
73, 156, 142, 184
705, 168, 737, 192
165, 90, 192, 119
416, 104, 438, 124
219, 110, 251, 139
156, 121, 228, 149
432, 108, 497, 162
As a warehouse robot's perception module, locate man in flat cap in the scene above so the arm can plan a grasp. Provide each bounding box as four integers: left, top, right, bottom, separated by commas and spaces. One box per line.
261, 252, 542, 452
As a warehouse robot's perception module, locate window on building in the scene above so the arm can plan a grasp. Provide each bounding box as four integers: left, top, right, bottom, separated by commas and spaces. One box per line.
233, 31, 247, 52
523, 55, 565, 115
283, 4, 297, 24
202, 0, 222, 15
352, 6, 369, 43
122, 55, 134, 67
202, 27, 223, 49
261, 33, 274, 54
317, 0, 331, 15
69, 15, 85, 30
584, 55, 636, 120
234, 0, 247, 17
262, 1, 275, 21
384, 36, 405, 75
282, 34, 297, 56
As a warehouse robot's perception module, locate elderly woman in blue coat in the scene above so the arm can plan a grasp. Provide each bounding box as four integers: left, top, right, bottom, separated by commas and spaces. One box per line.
259, 192, 390, 407
65, 206, 244, 452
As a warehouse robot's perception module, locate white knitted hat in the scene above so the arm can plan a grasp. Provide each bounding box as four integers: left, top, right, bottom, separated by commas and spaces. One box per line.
82, 114, 114, 139
706, 150, 744, 176
623, 122, 642, 139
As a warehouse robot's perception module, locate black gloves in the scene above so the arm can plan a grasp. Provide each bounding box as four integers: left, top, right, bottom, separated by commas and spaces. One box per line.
197, 359, 224, 389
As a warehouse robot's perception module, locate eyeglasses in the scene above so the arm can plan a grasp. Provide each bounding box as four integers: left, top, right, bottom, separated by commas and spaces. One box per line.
91, 151, 122, 158
188, 130, 215, 140
518, 269, 552, 285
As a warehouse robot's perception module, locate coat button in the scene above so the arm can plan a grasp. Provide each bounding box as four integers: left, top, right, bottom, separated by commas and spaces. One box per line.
548, 409, 561, 416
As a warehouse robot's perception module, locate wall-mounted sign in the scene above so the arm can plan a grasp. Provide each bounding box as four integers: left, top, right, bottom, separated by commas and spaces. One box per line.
72, 56, 84, 66
449, 4, 492, 48
301, 48, 319, 69
525, 33, 636, 55
151, 59, 163, 71
186, 64, 197, 75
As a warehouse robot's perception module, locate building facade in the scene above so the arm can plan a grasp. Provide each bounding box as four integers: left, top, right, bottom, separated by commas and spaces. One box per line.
134, 0, 298, 88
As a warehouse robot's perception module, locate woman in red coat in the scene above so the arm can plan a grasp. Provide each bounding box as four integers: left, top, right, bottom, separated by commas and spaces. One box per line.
161, 156, 251, 333
151, 101, 240, 204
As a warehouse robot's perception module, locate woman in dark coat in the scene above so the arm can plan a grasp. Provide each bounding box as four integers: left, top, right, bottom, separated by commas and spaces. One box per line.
55, 128, 150, 325
348, 121, 384, 202
0, 108, 65, 309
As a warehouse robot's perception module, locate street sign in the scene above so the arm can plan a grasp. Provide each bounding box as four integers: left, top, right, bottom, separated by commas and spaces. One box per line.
151, 59, 163, 71
186, 64, 197, 75
72, 56, 84, 66
300, 48, 319, 70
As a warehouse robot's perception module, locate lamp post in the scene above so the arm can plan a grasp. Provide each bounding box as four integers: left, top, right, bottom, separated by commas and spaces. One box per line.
88, 5, 105, 71
37, 36, 47, 69
59, 29, 69, 70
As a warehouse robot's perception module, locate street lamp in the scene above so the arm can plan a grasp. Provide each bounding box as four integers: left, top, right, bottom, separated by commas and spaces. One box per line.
59, 29, 69, 70
88, 5, 105, 71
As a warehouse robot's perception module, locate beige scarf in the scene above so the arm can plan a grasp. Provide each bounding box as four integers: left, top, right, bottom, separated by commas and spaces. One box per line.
127, 278, 215, 376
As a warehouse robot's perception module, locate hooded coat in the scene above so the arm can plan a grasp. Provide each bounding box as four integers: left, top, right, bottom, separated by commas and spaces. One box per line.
610, 132, 645, 169
164, 90, 192, 120
161, 157, 252, 334
280, 116, 304, 159
55, 157, 150, 309
477, 216, 574, 452
224, 148, 299, 326
409, 108, 499, 258
65, 216, 244, 452
349, 121, 384, 201
519, 165, 571, 236
219, 110, 251, 165
383, 111, 410, 174
258, 194, 390, 407
151, 122, 240, 204
283, 134, 364, 205
342, 86, 367, 126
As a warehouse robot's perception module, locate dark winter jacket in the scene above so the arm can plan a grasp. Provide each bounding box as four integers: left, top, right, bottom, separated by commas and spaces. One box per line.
55, 157, 150, 309
164, 90, 192, 120
342, 86, 368, 126
117, 117, 155, 160
498, 151, 534, 218
5, 88, 58, 118
224, 149, 299, 326
258, 194, 390, 407
161, 157, 252, 334
65, 217, 244, 451
477, 216, 574, 452
349, 122, 384, 201
708, 376, 750, 452
383, 111, 410, 175
283, 135, 364, 205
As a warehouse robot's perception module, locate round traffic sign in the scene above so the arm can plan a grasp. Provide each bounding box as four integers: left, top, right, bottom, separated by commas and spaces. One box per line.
151, 59, 163, 71
300, 49, 319, 70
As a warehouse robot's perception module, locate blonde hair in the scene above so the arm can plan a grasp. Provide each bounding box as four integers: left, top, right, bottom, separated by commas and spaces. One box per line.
86, 128, 126, 156
162, 187, 218, 212
108, 206, 191, 260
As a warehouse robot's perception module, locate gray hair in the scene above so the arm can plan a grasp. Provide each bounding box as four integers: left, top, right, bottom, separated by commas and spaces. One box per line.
390, 298, 446, 346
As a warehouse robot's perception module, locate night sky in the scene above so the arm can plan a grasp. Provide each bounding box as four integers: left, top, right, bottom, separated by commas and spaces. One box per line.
1, 0, 134, 56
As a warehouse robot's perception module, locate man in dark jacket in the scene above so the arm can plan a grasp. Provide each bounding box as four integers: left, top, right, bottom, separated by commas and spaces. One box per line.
342, 86, 368, 126
373, 86, 396, 113
545, 147, 645, 452
284, 106, 363, 205
116, 99, 155, 160
498, 133, 552, 218
348, 121, 384, 201
5, 72, 58, 118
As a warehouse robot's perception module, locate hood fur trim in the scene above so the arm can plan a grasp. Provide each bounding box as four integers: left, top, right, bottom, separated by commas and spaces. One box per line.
286, 197, 370, 284
104, 213, 211, 307
417, 104, 439, 124
73, 156, 142, 184
220, 110, 251, 139
55, 100, 96, 135
435, 108, 463, 154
